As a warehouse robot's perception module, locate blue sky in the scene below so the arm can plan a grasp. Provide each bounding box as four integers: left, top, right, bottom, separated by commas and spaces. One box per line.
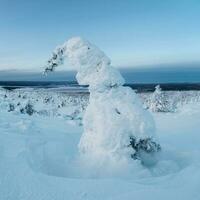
0, 0, 200, 71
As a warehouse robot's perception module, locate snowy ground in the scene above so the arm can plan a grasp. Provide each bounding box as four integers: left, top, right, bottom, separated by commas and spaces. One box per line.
0, 91, 200, 199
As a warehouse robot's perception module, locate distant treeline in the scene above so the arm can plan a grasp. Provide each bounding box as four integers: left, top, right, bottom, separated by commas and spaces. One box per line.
1, 81, 200, 92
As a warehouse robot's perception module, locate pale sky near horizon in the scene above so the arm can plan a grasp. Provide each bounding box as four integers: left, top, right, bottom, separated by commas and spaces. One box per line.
0, 0, 200, 71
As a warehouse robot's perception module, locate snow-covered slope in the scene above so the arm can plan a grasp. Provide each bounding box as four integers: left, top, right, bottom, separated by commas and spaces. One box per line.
0, 89, 200, 199
1, 87, 200, 117
0, 87, 88, 124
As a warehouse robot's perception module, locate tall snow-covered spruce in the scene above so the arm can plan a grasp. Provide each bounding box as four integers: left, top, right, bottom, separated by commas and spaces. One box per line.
44, 37, 161, 167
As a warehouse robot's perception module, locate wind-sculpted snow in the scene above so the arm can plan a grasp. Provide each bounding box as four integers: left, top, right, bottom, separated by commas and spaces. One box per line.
45, 37, 124, 91
45, 37, 161, 167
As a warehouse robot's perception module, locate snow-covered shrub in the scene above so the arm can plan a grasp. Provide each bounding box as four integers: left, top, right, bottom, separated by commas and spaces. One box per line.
45, 37, 161, 167
142, 90, 200, 113
130, 136, 161, 166
1, 86, 200, 120
8, 103, 15, 112
20, 101, 35, 116
0, 87, 88, 125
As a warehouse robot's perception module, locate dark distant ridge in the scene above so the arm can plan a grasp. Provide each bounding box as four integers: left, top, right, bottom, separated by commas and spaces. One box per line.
1, 81, 200, 92
1, 64, 200, 83
0, 81, 77, 87
128, 83, 200, 92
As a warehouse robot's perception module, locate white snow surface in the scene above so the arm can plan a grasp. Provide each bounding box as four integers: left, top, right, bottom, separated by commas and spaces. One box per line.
0, 101, 200, 200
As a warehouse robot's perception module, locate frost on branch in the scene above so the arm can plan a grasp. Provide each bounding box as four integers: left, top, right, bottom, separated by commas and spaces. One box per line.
45, 37, 161, 166
130, 137, 161, 166
44, 46, 66, 74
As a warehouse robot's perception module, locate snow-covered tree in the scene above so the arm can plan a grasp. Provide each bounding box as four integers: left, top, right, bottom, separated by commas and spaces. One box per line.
149, 85, 171, 112
44, 37, 161, 166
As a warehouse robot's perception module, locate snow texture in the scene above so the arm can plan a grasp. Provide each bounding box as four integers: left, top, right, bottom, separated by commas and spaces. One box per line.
45, 37, 160, 167
0, 97, 200, 199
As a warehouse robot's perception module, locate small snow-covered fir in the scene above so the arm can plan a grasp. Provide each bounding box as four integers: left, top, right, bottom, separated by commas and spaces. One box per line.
149, 85, 171, 112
